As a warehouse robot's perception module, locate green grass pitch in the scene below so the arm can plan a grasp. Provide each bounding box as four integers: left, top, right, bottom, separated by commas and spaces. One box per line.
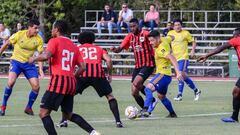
0, 78, 239, 135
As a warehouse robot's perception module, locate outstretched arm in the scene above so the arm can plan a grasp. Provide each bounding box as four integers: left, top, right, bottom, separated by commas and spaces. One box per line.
110, 46, 123, 53
190, 41, 197, 58
166, 54, 183, 81
0, 40, 10, 56
75, 62, 86, 77
102, 53, 113, 83
28, 50, 52, 64
197, 43, 231, 62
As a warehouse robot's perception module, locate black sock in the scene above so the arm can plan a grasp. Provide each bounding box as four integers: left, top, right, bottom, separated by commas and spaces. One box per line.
231, 97, 240, 121
140, 86, 146, 95
134, 95, 144, 108
41, 115, 57, 135
70, 113, 94, 133
61, 113, 67, 122
108, 98, 121, 122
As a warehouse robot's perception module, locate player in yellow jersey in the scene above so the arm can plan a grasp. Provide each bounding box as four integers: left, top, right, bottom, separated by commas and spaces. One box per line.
0, 19, 44, 116
167, 19, 201, 101
139, 30, 182, 117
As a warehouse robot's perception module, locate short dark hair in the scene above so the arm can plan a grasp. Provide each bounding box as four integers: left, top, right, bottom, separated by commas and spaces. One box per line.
53, 20, 69, 35
149, 4, 156, 7
234, 28, 240, 35
173, 19, 183, 25
78, 31, 95, 44
129, 18, 139, 24
27, 19, 40, 27
148, 30, 160, 38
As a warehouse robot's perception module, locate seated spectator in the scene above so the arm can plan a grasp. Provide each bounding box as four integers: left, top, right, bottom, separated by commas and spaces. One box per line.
162, 21, 173, 36
12, 22, 25, 34
139, 4, 159, 31
117, 3, 133, 33
97, 4, 117, 34
0, 22, 10, 48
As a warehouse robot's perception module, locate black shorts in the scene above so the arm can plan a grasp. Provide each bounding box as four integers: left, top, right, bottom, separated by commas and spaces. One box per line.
236, 78, 240, 88
40, 91, 73, 114
131, 66, 155, 82
76, 77, 112, 97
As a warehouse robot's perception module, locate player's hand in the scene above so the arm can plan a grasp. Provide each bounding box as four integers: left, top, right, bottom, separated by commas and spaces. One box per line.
39, 69, 45, 79
190, 50, 195, 59
197, 56, 207, 63
176, 72, 183, 81
110, 46, 116, 52
107, 74, 112, 83
28, 57, 35, 64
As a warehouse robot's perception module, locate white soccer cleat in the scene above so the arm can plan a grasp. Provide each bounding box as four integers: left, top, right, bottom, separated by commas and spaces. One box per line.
194, 89, 201, 101
174, 94, 182, 101
90, 130, 101, 135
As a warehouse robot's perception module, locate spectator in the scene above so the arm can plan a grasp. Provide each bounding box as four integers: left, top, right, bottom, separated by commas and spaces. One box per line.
0, 22, 11, 48
139, 4, 159, 31
97, 4, 117, 34
117, 3, 133, 33
162, 21, 173, 36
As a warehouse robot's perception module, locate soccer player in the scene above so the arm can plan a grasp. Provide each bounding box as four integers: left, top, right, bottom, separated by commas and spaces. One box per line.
198, 28, 240, 123
111, 18, 157, 110
139, 30, 182, 117
57, 31, 123, 128
0, 19, 44, 116
167, 19, 201, 101
28, 20, 101, 135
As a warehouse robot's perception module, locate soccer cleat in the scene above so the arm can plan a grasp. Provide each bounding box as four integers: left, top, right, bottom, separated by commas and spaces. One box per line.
194, 89, 201, 101
89, 130, 101, 135
137, 108, 150, 118
166, 112, 177, 118
24, 108, 34, 116
56, 120, 68, 128
147, 97, 159, 113
221, 117, 238, 123
0, 106, 6, 116
116, 121, 124, 128
174, 94, 183, 101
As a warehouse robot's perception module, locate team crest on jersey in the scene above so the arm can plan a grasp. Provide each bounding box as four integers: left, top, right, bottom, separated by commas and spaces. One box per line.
161, 49, 165, 54
140, 36, 144, 42
135, 45, 143, 52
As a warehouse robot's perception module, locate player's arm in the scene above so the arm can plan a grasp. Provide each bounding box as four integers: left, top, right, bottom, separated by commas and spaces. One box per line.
111, 34, 131, 53
75, 62, 86, 77
197, 43, 231, 63
0, 40, 10, 56
110, 46, 123, 53
166, 54, 183, 81
28, 50, 52, 64
103, 53, 113, 83
190, 40, 197, 58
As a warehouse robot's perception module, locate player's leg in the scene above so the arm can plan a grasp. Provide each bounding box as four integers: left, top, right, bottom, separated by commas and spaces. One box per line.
157, 75, 177, 117
222, 79, 240, 122
92, 78, 123, 127
174, 60, 185, 101
39, 91, 63, 135
62, 95, 100, 134
57, 77, 90, 128
182, 60, 201, 100
0, 60, 21, 116
24, 63, 40, 115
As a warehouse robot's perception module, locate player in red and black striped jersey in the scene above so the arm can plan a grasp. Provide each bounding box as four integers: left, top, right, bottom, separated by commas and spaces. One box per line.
57, 31, 123, 128
198, 28, 240, 123
111, 18, 156, 109
28, 20, 101, 135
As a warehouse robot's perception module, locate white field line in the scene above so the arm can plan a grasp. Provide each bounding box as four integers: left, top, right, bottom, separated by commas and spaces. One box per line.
0, 112, 232, 128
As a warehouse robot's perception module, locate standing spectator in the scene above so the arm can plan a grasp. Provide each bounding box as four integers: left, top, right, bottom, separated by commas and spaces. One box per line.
162, 22, 173, 36
117, 3, 133, 33
139, 4, 159, 31
0, 22, 11, 48
97, 4, 117, 34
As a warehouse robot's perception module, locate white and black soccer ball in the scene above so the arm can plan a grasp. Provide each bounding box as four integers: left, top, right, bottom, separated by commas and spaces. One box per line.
125, 106, 138, 119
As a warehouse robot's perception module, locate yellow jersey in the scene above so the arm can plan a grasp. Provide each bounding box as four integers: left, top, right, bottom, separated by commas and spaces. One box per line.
167, 30, 194, 61
155, 37, 172, 76
9, 30, 43, 62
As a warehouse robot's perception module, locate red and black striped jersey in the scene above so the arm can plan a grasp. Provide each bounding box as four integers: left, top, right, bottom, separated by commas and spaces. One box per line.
77, 43, 106, 78
120, 30, 155, 68
46, 36, 84, 95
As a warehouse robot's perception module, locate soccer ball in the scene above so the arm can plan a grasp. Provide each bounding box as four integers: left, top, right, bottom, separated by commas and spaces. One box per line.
125, 106, 138, 119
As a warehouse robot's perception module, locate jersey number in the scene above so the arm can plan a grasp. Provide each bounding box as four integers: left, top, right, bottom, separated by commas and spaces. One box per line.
62, 50, 74, 71
79, 47, 97, 60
